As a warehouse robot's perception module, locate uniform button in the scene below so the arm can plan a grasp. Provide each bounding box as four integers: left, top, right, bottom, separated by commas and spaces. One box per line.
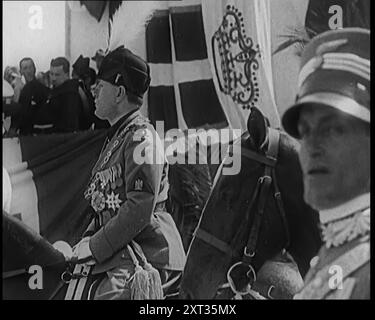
310, 256, 319, 268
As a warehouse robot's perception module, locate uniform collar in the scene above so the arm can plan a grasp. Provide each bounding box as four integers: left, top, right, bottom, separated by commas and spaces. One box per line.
106, 109, 139, 141
319, 193, 370, 224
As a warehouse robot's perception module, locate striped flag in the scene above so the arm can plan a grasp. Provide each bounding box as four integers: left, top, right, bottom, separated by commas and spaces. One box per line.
146, 0, 280, 132
3, 130, 107, 245
2, 129, 228, 246
146, 0, 228, 132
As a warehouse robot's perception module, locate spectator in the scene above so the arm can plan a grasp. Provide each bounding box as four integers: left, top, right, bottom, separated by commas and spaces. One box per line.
3, 70, 24, 136
40, 57, 84, 133
91, 49, 105, 71
72, 55, 90, 80
73, 55, 110, 130
3, 66, 24, 103
36, 71, 52, 88
17, 57, 50, 135
3, 80, 14, 136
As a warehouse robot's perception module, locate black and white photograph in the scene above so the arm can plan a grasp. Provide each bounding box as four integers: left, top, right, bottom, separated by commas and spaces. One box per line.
2, 0, 370, 304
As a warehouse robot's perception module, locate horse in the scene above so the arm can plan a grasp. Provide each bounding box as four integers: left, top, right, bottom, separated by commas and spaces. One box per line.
179, 107, 322, 299
2, 210, 102, 300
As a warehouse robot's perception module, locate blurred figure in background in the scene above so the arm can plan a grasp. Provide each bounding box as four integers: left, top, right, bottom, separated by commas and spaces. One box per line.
17, 57, 50, 135
3, 66, 24, 103
37, 56, 84, 133
36, 71, 52, 88
3, 80, 14, 136
91, 49, 105, 71
72, 54, 110, 130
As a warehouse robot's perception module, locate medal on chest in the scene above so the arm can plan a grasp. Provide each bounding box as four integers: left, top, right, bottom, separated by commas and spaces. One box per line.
84, 162, 124, 214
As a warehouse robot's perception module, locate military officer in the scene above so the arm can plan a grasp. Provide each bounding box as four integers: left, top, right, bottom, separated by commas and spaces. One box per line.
282, 28, 370, 299
73, 46, 186, 300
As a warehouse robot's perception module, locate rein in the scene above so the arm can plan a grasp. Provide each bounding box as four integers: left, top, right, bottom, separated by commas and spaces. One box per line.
194, 128, 291, 299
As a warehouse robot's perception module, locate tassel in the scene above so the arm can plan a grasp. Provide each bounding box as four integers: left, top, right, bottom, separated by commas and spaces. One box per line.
127, 245, 150, 300
130, 240, 164, 300
130, 264, 150, 300
143, 262, 163, 299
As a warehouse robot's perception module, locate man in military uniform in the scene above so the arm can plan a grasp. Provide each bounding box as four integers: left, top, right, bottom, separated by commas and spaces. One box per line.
282, 28, 370, 299
73, 46, 186, 300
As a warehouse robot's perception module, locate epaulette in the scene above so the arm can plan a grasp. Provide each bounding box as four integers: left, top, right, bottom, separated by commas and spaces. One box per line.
118, 114, 149, 139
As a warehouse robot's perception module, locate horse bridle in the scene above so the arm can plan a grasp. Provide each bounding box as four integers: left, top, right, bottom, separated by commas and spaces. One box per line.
194, 127, 290, 298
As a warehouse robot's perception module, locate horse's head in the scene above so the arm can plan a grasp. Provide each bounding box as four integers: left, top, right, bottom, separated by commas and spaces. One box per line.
180, 107, 321, 299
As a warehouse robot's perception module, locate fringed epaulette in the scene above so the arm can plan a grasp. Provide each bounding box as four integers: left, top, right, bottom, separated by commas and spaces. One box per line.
322, 209, 370, 248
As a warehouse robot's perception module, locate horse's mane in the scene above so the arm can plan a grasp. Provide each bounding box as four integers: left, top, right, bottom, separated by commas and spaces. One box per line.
167, 136, 214, 250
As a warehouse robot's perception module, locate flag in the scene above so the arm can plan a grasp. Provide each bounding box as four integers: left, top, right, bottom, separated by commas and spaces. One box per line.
201, 0, 280, 130
77, 1, 122, 22
3, 129, 225, 246
3, 130, 107, 245
146, 1, 229, 131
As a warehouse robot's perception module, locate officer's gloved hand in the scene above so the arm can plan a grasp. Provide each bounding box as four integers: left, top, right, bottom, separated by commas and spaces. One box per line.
72, 237, 95, 265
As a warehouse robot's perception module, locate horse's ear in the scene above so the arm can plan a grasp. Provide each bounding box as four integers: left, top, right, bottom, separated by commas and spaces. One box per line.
247, 107, 268, 150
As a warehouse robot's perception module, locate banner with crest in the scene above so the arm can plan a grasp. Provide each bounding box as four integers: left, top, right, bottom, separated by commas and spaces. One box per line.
201, 0, 280, 131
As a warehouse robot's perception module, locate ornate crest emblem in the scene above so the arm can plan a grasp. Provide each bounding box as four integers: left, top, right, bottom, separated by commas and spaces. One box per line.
134, 179, 143, 191
212, 5, 260, 110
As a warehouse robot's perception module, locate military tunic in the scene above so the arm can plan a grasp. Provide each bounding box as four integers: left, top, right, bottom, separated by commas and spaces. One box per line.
83, 110, 186, 276
294, 194, 370, 299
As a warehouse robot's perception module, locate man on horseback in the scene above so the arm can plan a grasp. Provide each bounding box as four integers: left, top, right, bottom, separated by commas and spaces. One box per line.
282, 28, 370, 299
72, 46, 186, 299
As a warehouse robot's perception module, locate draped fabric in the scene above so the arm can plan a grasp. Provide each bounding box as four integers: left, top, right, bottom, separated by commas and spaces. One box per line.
146, 0, 280, 133
201, 0, 280, 131
146, 1, 228, 132
2, 130, 225, 247
79, 1, 122, 22
3, 131, 107, 245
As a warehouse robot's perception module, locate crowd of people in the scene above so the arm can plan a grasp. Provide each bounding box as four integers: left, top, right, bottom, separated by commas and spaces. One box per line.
3, 49, 109, 137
